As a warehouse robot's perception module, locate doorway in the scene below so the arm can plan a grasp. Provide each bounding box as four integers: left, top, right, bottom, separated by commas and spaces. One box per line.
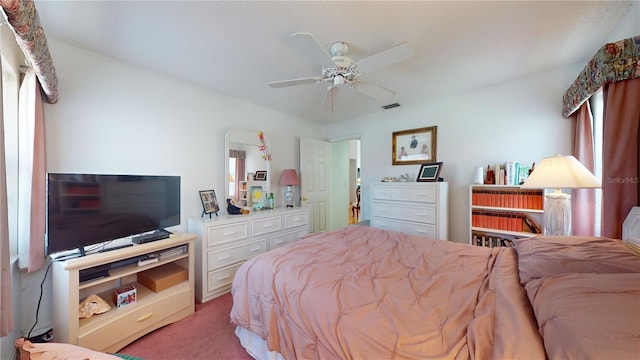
348, 139, 361, 225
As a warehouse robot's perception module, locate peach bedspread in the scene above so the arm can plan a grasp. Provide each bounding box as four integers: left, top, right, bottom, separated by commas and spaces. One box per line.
230, 226, 545, 359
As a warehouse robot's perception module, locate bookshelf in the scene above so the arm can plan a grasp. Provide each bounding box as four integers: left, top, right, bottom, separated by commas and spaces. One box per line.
469, 185, 545, 247
237, 181, 249, 206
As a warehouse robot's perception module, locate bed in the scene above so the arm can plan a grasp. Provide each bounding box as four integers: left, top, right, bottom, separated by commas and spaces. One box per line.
230, 220, 640, 359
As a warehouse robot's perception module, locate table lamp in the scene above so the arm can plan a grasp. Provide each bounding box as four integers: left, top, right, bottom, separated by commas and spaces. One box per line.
279, 169, 299, 208
521, 154, 600, 235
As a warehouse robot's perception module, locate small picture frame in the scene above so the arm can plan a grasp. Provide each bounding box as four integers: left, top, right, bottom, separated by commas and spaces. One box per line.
199, 190, 220, 217
416, 162, 443, 182
254, 171, 267, 181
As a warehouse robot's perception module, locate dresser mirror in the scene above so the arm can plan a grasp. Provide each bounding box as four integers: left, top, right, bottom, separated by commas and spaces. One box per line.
225, 129, 271, 207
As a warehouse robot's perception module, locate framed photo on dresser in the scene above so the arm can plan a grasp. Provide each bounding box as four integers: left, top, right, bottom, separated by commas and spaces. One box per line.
199, 190, 219, 217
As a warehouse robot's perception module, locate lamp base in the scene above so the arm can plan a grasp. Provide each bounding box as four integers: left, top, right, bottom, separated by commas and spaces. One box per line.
284, 185, 294, 208
544, 192, 571, 236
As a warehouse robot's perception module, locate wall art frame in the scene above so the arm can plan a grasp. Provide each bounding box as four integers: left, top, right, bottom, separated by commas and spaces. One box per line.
392, 126, 437, 165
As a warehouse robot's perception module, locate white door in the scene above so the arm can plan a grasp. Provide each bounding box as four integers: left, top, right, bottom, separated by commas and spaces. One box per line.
300, 137, 330, 233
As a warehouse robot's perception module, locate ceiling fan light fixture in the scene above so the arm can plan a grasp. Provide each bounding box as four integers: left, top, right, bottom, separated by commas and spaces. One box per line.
330, 41, 349, 56
333, 75, 345, 87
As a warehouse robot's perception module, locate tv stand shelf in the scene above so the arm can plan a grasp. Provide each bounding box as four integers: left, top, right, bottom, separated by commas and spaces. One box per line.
51, 233, 196, 353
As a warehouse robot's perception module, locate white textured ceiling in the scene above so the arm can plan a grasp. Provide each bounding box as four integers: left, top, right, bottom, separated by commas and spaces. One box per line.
34, 1, 633, 123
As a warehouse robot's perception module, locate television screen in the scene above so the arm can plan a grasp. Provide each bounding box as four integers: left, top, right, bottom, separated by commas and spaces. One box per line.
46, 173, 181, 255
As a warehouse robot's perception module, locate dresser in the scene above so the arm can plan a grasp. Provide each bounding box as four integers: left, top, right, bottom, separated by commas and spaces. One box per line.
370, 182, 449, 240
187, 207, 310, 303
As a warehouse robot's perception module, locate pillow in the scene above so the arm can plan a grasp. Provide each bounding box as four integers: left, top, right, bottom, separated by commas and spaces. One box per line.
513, 236, 640, 284
525, 273, 640, 360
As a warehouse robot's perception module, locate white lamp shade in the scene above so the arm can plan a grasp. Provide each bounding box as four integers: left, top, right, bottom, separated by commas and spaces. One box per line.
521, 155, 601, 190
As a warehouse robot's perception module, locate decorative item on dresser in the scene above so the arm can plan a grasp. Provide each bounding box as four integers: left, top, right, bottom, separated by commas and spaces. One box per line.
470, 184, 545, 247
279, 169, 300, 208
416, 162, 443, 182
187, 207, 310, 303
370, 181, 448, 240
199, 189, 219, 218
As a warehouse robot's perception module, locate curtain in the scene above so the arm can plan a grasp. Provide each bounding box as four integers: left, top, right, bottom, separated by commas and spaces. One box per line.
235, 159, 245, 201
571, 101, 597, 236
0, 0, 58, 103
0, 56, 14, 337
601, 77, 640, 239
17, 68, 45, 272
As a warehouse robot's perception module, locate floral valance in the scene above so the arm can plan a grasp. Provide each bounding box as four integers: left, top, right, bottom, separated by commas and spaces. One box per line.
1, 0, 58, 104
229, 150, 246, 160
562, 36, 639, 118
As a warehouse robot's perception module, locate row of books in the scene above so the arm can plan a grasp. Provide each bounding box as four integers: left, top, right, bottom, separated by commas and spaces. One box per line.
472, 210, 541, 233
487, 161, 534, 186
472, 189, 543, 210
472, 233, 514, 248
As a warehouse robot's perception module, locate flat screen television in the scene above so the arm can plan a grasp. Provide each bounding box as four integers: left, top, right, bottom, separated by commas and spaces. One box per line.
46, 173, 181, 255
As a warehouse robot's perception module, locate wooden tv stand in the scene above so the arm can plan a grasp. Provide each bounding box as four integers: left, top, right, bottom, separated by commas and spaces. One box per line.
51, 233, 195, 353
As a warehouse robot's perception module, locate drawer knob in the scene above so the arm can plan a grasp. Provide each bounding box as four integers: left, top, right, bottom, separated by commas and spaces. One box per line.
218, 254, 230, 260
137, 312, 154, 322
223, 230, 236, 236
250, 246, 261, 252
218, 274, 230, 281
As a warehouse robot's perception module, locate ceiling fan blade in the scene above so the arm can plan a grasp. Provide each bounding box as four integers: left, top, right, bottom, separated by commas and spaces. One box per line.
268, 76, 322, 88
321, 86, 339, 111
291, 32, 335, 68
356, 42, 414, 73
351, 81, 395, 101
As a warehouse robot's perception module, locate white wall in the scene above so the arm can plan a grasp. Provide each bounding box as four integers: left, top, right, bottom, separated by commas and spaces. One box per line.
323, 65, 580, 244
606, 1, 639, 42
15, 39, 322, 344
322, 0, 639, 245
44, 39, 322, 224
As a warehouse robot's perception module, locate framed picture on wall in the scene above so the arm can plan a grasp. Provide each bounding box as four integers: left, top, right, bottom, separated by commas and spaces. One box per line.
199, 189, 219, 217
392, 126, 437, 165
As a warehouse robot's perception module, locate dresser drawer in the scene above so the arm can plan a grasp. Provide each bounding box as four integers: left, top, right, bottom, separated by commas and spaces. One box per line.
371, 203, 436, 224
252, 216, 282, 236
370, 218, 437, 239
269, 229, 309, 250
78, 283, 191, 350
284, 211, 309, 229
205, 222, 249, 248
207, 262, 244, 292
207, 239, 266, 270
372, 184, 437, 203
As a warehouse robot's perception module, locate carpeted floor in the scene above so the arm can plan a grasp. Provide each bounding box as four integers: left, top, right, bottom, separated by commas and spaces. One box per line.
119, 293, 253, 359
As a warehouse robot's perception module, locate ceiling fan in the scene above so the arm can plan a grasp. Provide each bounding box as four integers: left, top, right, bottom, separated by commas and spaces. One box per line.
268, 32, 415, 111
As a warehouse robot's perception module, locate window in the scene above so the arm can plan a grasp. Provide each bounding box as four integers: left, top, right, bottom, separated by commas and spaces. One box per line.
1, 24, 26, 256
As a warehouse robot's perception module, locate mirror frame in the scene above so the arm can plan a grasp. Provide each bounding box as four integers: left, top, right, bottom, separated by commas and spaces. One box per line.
224, 128, 271, 205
